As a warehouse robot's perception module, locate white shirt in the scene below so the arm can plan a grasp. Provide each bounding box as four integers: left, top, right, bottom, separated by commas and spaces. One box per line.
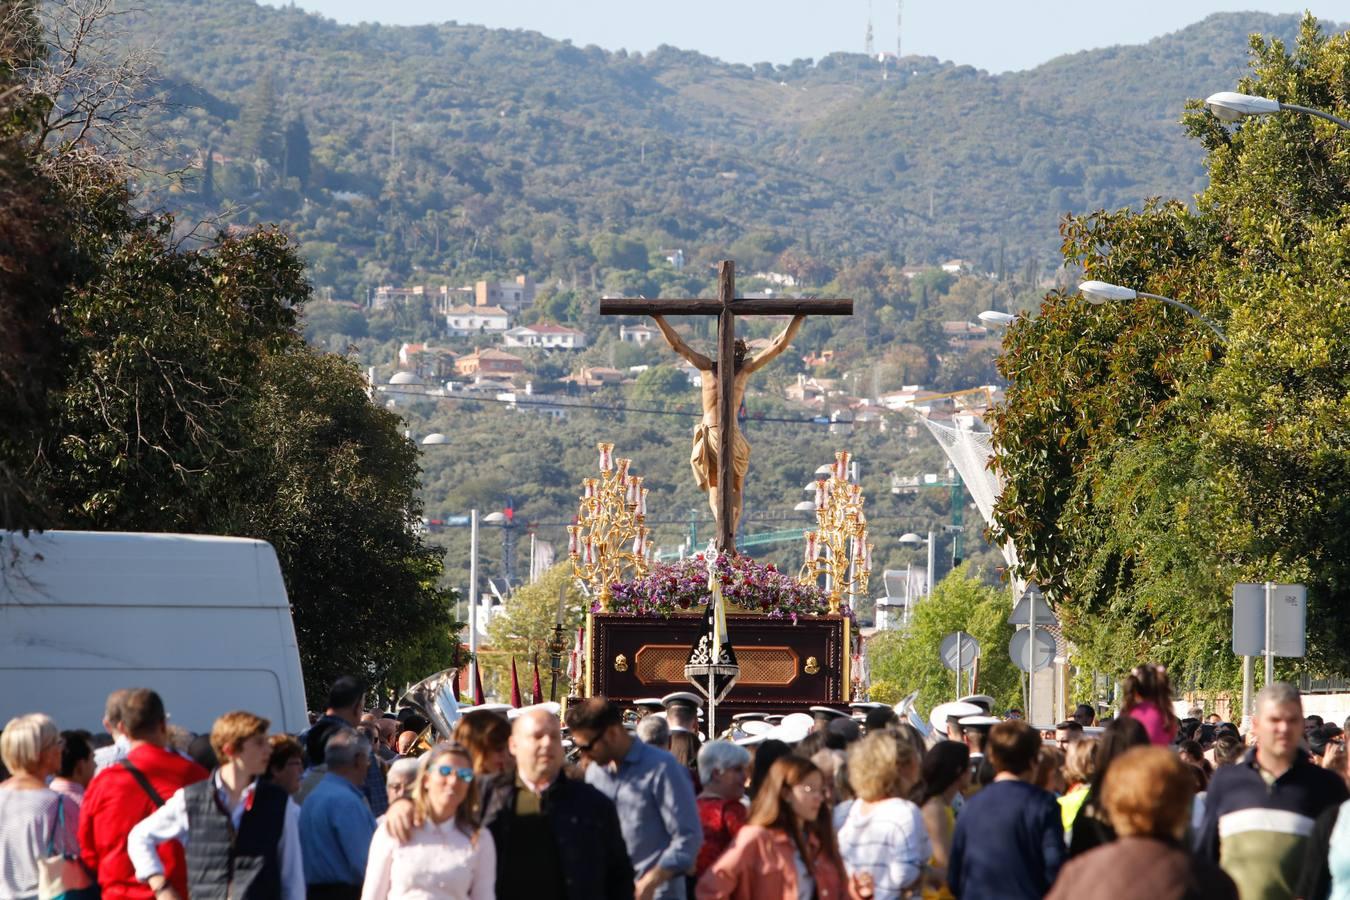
361, 818, 495, 900
833, 798, 931, 900
93, 736, 130, 774
127, 772, 305, 900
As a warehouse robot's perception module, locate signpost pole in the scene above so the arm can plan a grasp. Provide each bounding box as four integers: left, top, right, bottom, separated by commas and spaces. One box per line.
1242, 655, 1254, 722
469, 508, 479, 696
956, 631, 963, 697
1028, 588, 1036, 721
1264, 581, 1274, 687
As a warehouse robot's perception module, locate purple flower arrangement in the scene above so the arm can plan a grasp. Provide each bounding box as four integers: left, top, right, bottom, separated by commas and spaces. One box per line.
603, 554, 831, 620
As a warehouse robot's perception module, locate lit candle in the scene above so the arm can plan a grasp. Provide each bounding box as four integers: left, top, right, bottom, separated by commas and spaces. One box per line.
805, 531, 817, 563
814, 479, 827, 511
567, 526, 580, 556
584, 479, 595, 499
584, 537, 595, 565
625, 477, 637, 505
617, 458, 630, 479
598, 443, 613, 472
638, 488, 648, 516
632, 532, 644, 556
556, 582, 567, 625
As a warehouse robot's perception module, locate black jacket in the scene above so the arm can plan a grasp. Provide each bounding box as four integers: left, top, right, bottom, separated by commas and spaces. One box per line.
478, 771, 635, 900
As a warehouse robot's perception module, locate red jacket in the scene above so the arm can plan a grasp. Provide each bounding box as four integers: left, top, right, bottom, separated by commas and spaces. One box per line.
696, 825, 861, 900
79, 744, 208, 900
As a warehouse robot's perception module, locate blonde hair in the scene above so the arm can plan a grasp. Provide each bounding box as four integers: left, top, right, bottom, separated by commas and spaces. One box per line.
412, 743, 479, 837
209, 711, 270, 761
1, 713, 58, 774
846, 729, 919, 801
1064, 737, 1099, 785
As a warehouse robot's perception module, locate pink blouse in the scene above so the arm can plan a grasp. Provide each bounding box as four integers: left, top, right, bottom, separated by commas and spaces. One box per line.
1128, 701, 1177, 746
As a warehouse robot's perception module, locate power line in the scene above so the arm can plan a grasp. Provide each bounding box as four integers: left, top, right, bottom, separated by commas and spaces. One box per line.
377, 386, 850, 425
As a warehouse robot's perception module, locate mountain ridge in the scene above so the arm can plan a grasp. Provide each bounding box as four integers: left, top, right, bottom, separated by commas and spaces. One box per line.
122, 3, 1323, 298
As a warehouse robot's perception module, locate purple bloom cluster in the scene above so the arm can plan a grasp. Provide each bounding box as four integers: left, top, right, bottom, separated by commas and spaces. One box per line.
603, 554, 830, 619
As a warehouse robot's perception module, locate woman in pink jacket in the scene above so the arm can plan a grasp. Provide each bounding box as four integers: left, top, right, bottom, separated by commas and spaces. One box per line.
697, 755, 871, 900
1121, 664, 1179, 746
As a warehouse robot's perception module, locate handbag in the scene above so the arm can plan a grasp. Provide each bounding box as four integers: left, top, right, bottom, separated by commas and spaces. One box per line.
37, 794, 97, 900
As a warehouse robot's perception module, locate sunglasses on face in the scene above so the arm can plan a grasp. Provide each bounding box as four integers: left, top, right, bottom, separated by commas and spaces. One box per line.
572, 734, 603, 754
436, 765, 474, 782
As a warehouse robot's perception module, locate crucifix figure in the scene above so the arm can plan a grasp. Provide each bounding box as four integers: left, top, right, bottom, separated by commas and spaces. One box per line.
600, 260, 852, 551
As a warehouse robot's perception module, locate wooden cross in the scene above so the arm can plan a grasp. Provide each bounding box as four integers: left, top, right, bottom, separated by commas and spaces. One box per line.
600, 259, 852, 552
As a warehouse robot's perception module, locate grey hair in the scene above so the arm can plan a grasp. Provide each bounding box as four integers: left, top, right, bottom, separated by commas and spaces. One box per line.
1256, 681, 1302, 714
324, 727, 372, 769
697, 739, 750, 785
637, 715, 670, 748
386, 757, 420, 784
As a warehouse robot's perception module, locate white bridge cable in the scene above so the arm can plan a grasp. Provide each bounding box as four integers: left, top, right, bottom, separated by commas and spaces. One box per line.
918, 416, 1022, 589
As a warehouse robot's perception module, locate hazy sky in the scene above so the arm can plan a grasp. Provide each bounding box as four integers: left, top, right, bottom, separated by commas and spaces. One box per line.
268, 1, 1350, 73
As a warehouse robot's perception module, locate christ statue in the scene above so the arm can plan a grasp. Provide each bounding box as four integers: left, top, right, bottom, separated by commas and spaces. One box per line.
651, 314, 805, 534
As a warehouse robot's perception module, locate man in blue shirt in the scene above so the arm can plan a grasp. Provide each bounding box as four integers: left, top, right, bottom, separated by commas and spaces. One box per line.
567, 698, 701, 900
948, 719, 1064, 899
299, 729, 377, 900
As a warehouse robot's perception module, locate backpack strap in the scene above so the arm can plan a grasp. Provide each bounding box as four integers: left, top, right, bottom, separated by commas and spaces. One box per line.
120, 760, 165, 807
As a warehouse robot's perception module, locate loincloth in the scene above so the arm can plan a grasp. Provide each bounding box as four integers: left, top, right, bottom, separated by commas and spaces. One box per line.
691, 422, 750, 492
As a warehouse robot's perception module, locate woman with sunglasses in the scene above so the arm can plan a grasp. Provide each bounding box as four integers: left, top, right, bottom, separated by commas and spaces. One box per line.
697, 755, 872, 899
361, 743, 494, 900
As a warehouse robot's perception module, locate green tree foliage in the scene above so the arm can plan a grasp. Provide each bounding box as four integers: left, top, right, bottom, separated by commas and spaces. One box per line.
0, 6, 72, 528
282, 116, 310, 187
484, 563, 588, 699
866, 565, 1019, 713
3, 7, 456, 697
629, 365, 690, 406
235, 74, 282, 166
116, 0, 1310, 300
238, 349, 454, 696
989, 16, 1350, 689
589, 233, 649, 271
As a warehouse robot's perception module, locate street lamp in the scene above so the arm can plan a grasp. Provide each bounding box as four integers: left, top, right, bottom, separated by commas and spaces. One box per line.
978, 310, 1016, 327
1078, 280, 1227, 343
1205, 91, 1350, 131
421, 433, 450, 446
793, 500, 817, 513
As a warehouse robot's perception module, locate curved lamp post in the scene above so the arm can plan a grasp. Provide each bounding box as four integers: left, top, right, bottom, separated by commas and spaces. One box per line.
978, 310, 1016, 327
1205, 91, 1350, 131
1078, 280, 1227, 343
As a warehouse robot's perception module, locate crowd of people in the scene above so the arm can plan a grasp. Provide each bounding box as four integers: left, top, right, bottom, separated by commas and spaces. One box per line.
5, 668, 1350, 899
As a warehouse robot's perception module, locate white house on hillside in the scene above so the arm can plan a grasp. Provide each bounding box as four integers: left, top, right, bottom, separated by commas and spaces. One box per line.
445, 305, 510, 335
619, 324, 657, 345
502, 324, 588, 349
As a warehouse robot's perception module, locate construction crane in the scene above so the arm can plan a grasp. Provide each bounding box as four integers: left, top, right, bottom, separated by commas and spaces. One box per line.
892, 463, 967, 567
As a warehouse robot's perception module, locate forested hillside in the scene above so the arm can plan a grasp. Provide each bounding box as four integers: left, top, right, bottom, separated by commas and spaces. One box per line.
124, 2, 1311, 300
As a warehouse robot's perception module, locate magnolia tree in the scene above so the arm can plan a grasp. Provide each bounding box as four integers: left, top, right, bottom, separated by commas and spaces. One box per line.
990, 16, 1350, 690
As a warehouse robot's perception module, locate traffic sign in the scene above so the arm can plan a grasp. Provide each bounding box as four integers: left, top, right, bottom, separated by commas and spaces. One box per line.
939, 631, 980, 672
1232, 583, 1306, 657
1009, 626, 1056, 673
1008, 583, 1059, 627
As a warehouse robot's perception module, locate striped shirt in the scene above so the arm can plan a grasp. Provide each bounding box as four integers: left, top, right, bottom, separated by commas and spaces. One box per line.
833, 797, 930, 899
0, 789, 78, 900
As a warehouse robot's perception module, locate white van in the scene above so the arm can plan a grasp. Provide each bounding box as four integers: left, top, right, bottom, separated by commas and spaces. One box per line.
0, 531, 309, 734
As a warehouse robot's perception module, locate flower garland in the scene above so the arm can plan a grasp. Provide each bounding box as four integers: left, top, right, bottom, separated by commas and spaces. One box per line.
603, 554, 833, 621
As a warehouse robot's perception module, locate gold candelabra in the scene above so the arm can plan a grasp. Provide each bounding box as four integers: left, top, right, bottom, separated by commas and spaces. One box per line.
798, 450, 872, 615
568, 442, 651, 612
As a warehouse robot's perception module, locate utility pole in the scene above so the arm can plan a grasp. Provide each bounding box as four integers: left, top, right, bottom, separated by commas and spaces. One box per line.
896, 0, 903, 59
